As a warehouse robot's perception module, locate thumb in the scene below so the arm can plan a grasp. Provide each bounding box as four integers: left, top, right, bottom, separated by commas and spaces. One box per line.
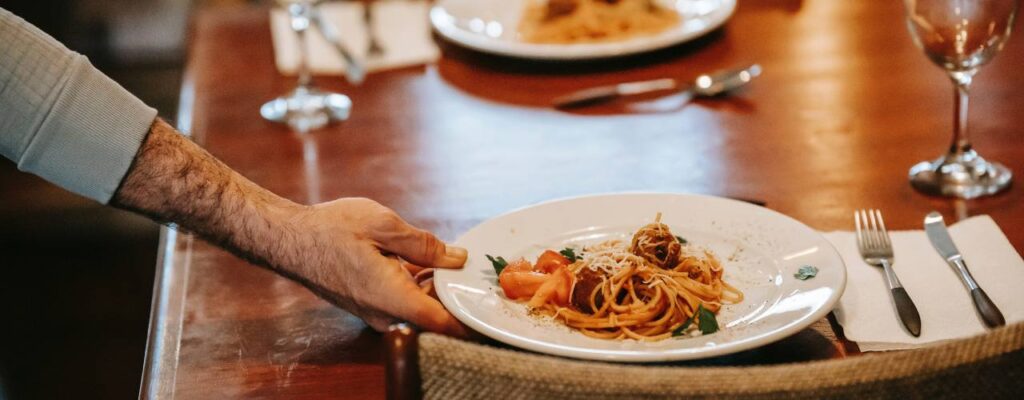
373, 218, 467, 268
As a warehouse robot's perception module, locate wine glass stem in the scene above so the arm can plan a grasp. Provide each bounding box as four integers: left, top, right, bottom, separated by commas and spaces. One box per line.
949, 76, 973, 156
297, 30, 312, 88
292, 4, 313, 89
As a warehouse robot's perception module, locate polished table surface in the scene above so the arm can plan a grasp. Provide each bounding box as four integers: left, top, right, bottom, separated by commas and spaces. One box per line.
143, 1, 1024, 398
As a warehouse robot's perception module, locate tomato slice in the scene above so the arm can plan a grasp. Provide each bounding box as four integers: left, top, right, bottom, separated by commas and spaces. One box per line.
503, 258, 533, 273
527, 265, 573, 308
498, 259, 547, 300
535, 250, 571, 273
498, 255, 574, 307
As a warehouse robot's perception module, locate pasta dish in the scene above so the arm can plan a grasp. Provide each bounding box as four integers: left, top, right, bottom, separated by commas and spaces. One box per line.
518, 0, 681, 44
491, 214, 743, 341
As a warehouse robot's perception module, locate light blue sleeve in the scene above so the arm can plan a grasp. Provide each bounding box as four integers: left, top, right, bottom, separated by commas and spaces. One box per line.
0, 7, 158, 204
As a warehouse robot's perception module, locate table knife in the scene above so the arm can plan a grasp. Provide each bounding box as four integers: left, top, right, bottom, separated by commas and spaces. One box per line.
924, 212, 1006, 328
551, 64, 761, 108
311, 6, 366, 85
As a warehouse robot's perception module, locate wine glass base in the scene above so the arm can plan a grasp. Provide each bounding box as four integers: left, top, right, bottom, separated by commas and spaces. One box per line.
261, 86, 352, 133
909, 151, 1012, 199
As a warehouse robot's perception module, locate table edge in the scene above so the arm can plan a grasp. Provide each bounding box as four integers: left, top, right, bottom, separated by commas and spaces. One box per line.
139, 66, 197, 400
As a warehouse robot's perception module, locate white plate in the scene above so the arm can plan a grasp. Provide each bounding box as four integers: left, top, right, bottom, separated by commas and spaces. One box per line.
435, 193, 846, 362
429, 0, 736, 60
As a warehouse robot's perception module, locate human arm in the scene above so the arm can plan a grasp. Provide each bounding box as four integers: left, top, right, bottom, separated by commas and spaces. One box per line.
1, 7, 155, 201
111, 119, 469, 335
1, 7, 469, 336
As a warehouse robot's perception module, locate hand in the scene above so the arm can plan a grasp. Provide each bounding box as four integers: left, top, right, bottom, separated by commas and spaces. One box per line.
111, 121, 469, 336
279, 198, 470, 337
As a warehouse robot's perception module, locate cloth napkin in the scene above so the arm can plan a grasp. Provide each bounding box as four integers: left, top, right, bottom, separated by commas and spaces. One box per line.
825, 215, 1024, 351
270, 1, 438, 75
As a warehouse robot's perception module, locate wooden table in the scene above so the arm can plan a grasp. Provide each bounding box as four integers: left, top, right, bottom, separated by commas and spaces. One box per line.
142, 1, 1024, 398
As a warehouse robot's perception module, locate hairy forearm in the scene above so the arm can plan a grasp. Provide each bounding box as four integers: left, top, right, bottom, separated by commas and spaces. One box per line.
111, 118, 307, 273
4, 5, 468, 335
109, 119, 468, 335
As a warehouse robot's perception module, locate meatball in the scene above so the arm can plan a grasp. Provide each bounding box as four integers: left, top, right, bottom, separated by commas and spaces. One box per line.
630, 221, 681, 269
546, 0, 579, 19
571, 268, 604, 313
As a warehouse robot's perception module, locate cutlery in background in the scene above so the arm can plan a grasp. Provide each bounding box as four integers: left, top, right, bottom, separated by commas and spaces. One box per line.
855, 209, 922, 337
363, 0, 385, 59
924, 212, 1006, 328
312, 5, 366, 85
551, 64, 761, 109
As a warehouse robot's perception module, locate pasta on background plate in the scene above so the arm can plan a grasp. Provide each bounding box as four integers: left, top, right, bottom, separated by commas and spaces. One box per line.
518, 0, 681, 44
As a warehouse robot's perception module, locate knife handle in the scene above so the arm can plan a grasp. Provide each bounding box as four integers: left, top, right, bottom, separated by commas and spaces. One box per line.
891, 287, 922, 337
971, 288, 1006, 328
951, 258, 1006, 328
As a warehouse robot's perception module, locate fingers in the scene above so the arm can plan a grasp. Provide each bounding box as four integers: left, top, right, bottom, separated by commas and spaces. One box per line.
362, 313, 397, 333
411, 298, 471, 338
382, 270, 470, 338
346, 257, 469, 338
419, 277, 436, 298
403, 262, 426, 277
390, 292, 469, 338
372, 215, 467, 269
413, 268, 434, 284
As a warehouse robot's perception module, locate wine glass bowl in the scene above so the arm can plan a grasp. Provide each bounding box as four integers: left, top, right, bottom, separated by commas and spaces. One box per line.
902, 0, 1018, 198
906, 0, 1017, 72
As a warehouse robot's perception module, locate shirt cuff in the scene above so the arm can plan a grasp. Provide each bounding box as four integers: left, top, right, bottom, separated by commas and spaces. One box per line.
17, 56, 157, 204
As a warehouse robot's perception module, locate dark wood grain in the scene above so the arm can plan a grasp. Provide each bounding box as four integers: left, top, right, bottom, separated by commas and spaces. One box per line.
145, 1, 1024, 398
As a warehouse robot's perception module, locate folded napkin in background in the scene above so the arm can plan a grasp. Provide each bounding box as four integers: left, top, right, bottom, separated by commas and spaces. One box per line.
270, 1, 438, 75
826, 215, 1024, 352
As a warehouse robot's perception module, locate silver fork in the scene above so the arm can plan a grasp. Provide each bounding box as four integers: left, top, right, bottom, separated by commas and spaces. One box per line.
855, 209, 922, 337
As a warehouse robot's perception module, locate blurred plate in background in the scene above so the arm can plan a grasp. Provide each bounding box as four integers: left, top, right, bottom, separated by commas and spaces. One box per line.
429, 0, 736, 60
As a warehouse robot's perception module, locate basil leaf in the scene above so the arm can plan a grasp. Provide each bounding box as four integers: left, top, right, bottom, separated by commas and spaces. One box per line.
486, 255, 508, 275
697, 305, 719, 335
675, 235, 688, 244
559, 247, 578, 262
794, 265, 819, 280
671, 313, 696, 337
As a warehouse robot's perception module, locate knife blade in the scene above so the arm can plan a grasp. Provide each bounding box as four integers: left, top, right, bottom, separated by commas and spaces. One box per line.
551, 78, 681, 108
924, 211, 1006, 328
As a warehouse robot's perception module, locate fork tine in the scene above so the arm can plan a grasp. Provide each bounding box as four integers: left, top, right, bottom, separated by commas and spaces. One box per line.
862, 210, 871, 248
869, 209, 882, 249
854, 210, 864, 251
865, 210, 875, 247
874, 209, 891, 249
858, 209, 872, 249
861, 210, 872, 248
862, 209, 871, 248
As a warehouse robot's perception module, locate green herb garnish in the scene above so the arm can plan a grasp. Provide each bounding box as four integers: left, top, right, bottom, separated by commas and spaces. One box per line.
671, 304, 719, 337
559, 247, 578, 262
671, 313, 696, 337
697, 305, 719, 334
794, 265, 819, 280
486, 255, 508, 275
675, 235, 688, 244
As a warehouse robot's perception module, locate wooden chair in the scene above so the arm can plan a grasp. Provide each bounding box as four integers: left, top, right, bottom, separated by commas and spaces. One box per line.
387, 321, 1024, 399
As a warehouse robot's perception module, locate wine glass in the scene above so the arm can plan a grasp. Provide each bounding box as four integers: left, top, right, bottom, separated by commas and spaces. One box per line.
903, 0, 1018, 198
261, 0, 352, 133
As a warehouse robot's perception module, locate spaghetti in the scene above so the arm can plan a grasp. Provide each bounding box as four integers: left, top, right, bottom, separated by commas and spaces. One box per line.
518, 0, 681, 44
495, 214, 743, 341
